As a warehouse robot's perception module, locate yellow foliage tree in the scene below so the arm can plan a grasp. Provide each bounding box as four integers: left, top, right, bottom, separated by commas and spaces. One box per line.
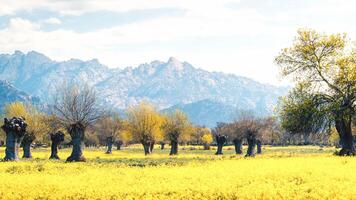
126, 102, 163, 155
162, 110, 193, 155
192, 126, 212, 150
4, 102, 48, 158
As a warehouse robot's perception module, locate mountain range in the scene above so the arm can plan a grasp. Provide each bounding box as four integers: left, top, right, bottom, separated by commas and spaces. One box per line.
0, 51, 288, 127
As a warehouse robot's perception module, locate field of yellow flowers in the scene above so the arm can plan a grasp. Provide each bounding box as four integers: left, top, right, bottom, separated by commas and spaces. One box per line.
0, 145, 355, 200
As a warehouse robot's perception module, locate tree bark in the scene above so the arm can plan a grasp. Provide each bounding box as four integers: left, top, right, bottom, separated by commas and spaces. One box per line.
203, 143, 210, 150
335, 117, 355, 156
150, 141, 155, 153
160, 142, 165, 150
4, 131, 24, 161
256, 139, 262, 154
245, 134, 256, 157
215, 135, 227, 155
116, 140, 123, 150
49, 132, 64, 159
106, 136, 113, 154
22, 133, 35, 158
233, 138, 243, 154
66, 124, 86, 162
142, 142, 152, 155
170, 140, 178, 155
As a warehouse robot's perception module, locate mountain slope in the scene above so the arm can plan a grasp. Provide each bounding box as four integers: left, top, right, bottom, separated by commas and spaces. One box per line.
0, 51, 288, 125
0, 80, 40, 111
162, 99, 237, 127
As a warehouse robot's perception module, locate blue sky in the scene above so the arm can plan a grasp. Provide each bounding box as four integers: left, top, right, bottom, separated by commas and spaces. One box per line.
0, 0, 356, 85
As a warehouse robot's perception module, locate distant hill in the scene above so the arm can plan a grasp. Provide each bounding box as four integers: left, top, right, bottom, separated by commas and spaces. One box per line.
162, 99, 238, 127
0, 50, 288, 126
0, 80, 40, 112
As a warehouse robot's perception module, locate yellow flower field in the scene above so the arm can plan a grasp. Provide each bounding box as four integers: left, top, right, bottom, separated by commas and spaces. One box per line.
0, 146, 355, 200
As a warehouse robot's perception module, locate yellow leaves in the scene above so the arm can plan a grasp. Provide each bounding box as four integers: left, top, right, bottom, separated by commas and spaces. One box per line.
201, 133, 213, 144
162, 109, 193, 142
126, 102, 164, 142
4, 102, 48, 138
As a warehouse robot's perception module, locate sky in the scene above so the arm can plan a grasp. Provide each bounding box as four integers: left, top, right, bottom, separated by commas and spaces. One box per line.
0, 0, 356, 86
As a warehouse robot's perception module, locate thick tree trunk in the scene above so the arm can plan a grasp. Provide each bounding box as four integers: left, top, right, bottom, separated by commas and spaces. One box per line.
22, 133, 35, 158
142, 142, 152, 155
215, 144, 223, 155
4, 131, 24, 161
335, 117, 355, 156
170, 140, 178, 155
116, 141, 123, 150
160, 142, 165, 150
256, 139, 262, 154
50, 142, 60, 159
150, 141, 155, 152
215, 135, 227, 155
233, 138, 243, 154
49, 131, 64, 159
22, 142, 32, 158
66, 124, 86, 162
106, 136, 113, 154
245, 135, 256, 157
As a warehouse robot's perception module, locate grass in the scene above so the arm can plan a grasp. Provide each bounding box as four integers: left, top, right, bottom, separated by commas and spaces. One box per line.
0, 145, 355, 200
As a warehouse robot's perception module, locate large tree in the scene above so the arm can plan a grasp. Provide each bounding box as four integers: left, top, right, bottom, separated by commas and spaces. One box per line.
162, 110, 193, 155
275, 29, 355, 155
53, 83, 103, 162
126, 102, 163, 155
1, 116, 27, 161
4, 102, 48, 158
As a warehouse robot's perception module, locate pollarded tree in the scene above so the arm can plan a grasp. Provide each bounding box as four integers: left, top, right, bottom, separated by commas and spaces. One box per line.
225, 121, 245, 154
95, 112, 124, 154
162, 110, 193, 155
4, 102, 48, 158
44, 115, 65, 159
126, 102, 163, 155
1, 116, 27, 161
235, 110, 263, 157
275, 29, 355, 155
212, 122, 228, 155
53, 83, 104, 162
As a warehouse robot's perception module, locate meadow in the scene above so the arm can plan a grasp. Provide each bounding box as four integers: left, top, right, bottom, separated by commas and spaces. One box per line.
0, 145, 355, 200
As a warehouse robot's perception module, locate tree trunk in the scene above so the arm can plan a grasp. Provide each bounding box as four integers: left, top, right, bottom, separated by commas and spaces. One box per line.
142, 142, 152, 155
256, 139, 262, 154
4, 131, 24, 161
203, 143, 210, 150
66, 124, 86, 162
170, 140, 178, 155
22, 133, 35, 158
215, 135, 227, 155
106, 136, 113, 154
49, 131, 64, 159
150, 141, 155, 153
245, 135, 256, 157
160, 142, 165, 150
116, 141, 122, 150
335, 116, 355, 156
233, 138, 243, 154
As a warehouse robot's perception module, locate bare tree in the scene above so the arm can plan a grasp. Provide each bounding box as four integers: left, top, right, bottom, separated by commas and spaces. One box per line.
53, 83, 103, 162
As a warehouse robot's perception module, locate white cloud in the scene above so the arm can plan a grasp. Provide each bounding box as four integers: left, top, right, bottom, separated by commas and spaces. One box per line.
42, 17, 61, 25
1, 0, 356, 86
